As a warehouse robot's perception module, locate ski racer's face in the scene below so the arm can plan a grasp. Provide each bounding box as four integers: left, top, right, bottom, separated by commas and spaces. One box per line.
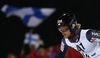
58, 26, 71, 38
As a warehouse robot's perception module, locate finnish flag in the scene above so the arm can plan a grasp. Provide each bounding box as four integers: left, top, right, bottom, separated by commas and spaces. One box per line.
1, 4, 56, 27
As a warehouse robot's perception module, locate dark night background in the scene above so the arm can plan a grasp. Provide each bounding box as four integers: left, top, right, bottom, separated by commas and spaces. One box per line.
0, 0, 100, 58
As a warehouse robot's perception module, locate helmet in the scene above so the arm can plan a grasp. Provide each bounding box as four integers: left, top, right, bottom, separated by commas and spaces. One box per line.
57, 13, 77, 33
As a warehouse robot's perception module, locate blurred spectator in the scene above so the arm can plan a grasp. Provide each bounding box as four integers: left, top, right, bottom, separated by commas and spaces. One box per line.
24, 29, 43, 50
7, 53, 18, 58
45, 46, 56, 58
35, 48, 46, 58
20, 28, 44, 58
53, 44, 61, 54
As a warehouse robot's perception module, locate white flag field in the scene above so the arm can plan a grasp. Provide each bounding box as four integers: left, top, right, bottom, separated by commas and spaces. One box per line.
1, 4, 56, 27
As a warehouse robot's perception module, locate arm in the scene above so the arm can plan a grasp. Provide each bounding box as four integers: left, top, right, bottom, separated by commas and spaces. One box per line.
86, 29, 100, 42
55, 39, 69, 58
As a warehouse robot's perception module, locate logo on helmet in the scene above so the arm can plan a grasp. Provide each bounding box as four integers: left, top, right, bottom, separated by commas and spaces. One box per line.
57, 20, 62, 25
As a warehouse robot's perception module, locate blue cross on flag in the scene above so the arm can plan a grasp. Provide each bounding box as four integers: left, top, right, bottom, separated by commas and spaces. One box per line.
1, 4, 56, 27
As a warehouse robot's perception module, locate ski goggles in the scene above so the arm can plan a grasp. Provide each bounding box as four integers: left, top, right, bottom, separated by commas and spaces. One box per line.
58, 25, 69, 32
